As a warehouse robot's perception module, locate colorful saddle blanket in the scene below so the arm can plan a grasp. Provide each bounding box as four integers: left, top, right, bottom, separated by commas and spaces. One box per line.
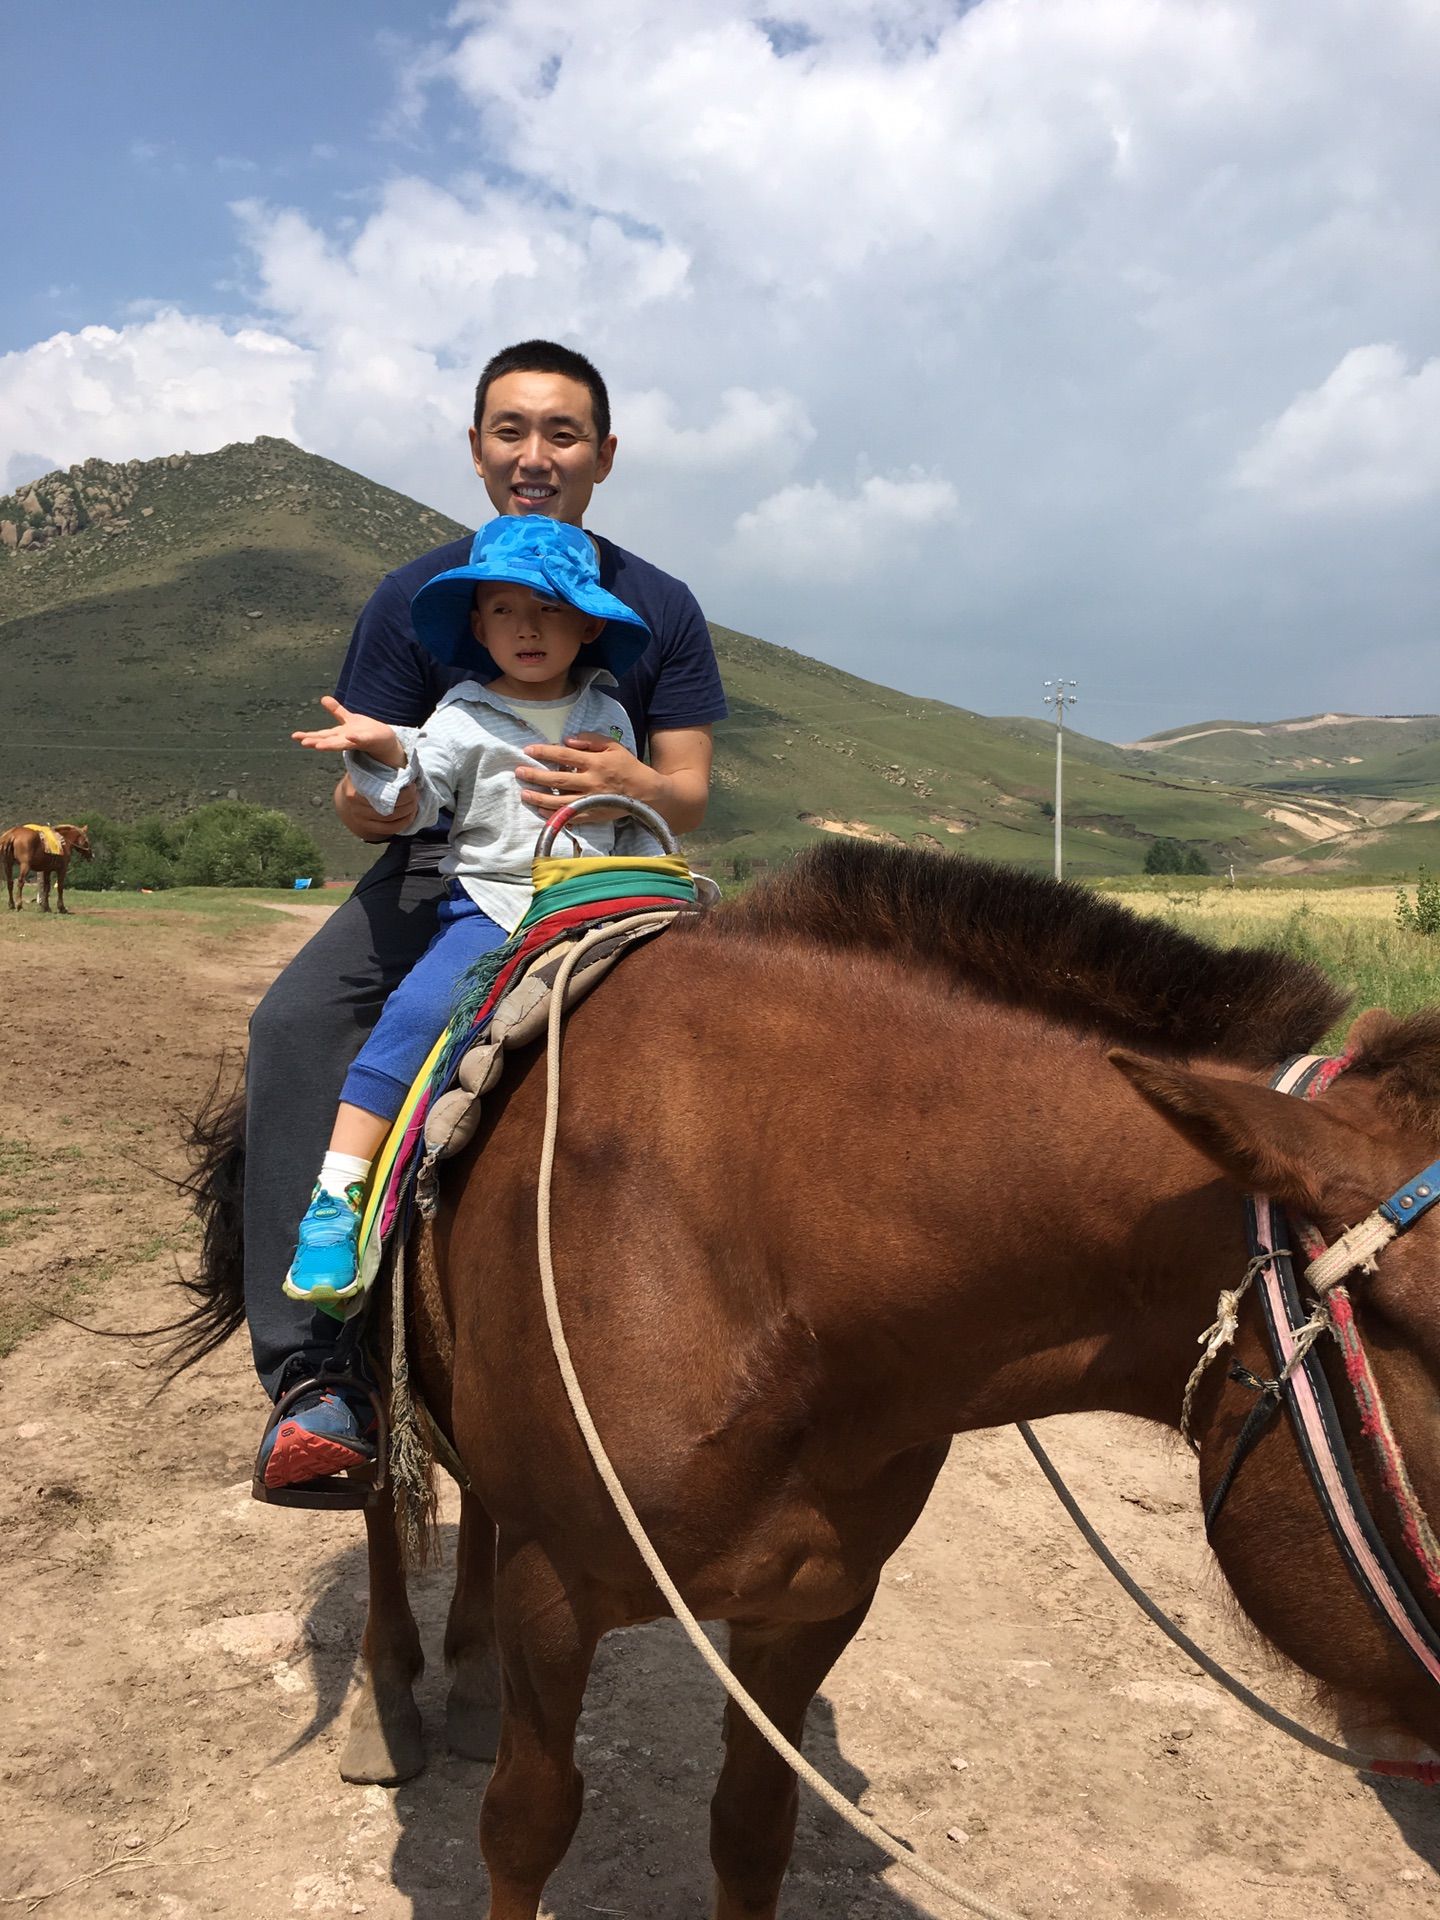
344, 853, 700, 1315
22, 824, 64, 856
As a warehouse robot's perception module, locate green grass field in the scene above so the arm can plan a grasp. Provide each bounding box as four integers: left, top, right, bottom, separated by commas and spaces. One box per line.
1, 885, 330, 941
1109, 881, 1440, 1048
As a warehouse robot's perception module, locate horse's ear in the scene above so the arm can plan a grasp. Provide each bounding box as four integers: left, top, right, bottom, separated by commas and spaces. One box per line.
1108, 1049, 1375, 1221
1346, 1007, 1399, 1054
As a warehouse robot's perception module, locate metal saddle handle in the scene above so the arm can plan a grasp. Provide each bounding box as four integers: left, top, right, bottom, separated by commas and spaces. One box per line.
534, 792, 679, 858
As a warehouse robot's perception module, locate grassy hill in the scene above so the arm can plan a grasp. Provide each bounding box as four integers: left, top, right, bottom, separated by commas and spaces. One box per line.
3, 437, 1436, 879
1119, 713, 1440, 786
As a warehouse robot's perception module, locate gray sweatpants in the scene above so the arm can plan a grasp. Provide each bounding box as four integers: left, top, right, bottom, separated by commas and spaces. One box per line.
243, 842, 448, 1400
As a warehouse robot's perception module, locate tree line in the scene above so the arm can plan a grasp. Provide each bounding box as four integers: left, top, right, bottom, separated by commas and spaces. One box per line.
69, 800, 325, 891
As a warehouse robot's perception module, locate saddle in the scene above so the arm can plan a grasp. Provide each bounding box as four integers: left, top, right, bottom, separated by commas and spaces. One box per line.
22, 824, 64, 856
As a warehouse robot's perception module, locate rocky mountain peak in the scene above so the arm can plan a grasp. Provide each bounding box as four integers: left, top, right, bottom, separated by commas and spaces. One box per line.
0, 438, 311, 557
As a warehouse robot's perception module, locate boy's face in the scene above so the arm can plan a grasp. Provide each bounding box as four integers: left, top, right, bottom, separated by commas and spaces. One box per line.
470, 370, 616, 525
471, 582, 602, 698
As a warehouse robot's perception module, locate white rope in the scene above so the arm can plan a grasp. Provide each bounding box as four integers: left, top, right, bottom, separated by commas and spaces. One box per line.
1179, 1253, 1282, 1452
535, 927, 1024, 1920
1304, 1211, 1397, 1295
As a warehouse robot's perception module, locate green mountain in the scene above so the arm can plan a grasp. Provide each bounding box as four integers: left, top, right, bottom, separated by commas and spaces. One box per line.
2, 437, 1435, 879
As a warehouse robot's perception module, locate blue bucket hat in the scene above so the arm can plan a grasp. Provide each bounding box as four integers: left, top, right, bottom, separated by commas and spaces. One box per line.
410, 517, 651, 681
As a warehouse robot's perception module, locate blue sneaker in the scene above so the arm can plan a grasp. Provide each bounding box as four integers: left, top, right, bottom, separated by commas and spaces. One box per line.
258, 1385, 377, 1489
282, 1183, 365, 1306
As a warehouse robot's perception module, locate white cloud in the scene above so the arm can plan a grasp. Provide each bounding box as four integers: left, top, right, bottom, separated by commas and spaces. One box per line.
0, 312, 312, 473
234, 178, 689, 358
733, 472, 959, 580
1233, 345, 1440, 511
4, 1, 1440, 732
428, 0, 1281, 291
618, 387, 814, 473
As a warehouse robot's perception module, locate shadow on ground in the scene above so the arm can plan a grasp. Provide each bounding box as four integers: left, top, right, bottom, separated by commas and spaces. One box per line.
1367, 1776, 1440, 1880
284, 1524, 942, 1918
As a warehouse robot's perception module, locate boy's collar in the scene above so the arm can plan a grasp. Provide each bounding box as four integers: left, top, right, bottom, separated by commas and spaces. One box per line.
444, 662, 618, 716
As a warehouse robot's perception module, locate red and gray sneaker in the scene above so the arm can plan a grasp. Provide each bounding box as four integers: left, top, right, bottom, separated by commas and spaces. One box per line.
257, 1386, 377, 1489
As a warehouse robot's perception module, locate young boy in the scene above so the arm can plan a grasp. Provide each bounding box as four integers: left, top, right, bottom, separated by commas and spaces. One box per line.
279, 512, 660, 1316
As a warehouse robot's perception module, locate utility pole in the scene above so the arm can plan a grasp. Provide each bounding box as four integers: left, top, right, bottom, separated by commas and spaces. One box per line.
1043, 677, 1078, 880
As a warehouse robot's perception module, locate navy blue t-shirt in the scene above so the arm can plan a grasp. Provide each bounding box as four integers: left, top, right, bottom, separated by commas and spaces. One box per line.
333, 532, 728, 761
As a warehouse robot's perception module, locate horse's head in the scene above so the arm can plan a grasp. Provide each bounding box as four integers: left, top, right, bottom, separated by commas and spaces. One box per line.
57, 824, 93, 859
1112, 1014, 1440, 1758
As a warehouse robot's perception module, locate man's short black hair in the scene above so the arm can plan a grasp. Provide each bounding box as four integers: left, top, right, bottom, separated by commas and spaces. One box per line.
473, 340, 611, 444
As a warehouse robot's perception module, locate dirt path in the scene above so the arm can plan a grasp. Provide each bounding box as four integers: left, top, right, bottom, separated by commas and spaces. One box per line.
2, 901, 1438, 1918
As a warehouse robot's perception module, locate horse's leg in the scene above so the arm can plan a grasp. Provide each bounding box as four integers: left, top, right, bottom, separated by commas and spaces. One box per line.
339, 1495, 426, 1784
479, 1538, 597, 1920
444, 1487, 502, 1760
709, 1589, 878, 1920
37, 865, 49, 913
3, 850, 12, 910
56, 861, 69, 914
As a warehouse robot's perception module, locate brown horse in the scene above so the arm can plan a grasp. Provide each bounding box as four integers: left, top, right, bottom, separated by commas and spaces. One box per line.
179, 843, 1440, 1919
2, 822, 92, 912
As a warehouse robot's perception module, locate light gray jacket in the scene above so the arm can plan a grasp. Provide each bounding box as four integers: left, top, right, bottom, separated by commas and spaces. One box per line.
345, 669, 664, 932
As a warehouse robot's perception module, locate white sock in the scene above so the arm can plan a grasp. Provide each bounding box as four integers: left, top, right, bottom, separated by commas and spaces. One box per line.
318, 1150, 372, 1199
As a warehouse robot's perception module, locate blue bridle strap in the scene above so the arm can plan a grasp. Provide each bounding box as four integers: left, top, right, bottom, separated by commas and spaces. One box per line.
1380, 1159, 1440, 1231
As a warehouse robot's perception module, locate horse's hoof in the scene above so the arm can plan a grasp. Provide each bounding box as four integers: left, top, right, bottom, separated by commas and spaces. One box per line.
339, 1686, 425, 1785
445, 1685, 501, 1762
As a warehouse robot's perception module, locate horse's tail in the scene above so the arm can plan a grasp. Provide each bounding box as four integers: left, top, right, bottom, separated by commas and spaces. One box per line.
165, 1065, 248, 1377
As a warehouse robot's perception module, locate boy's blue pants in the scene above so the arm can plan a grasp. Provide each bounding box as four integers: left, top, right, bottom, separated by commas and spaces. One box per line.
339, 885, 509, 1121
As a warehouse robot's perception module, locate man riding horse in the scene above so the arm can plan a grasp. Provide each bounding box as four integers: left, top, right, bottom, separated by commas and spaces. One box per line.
242, 338, 726, 1492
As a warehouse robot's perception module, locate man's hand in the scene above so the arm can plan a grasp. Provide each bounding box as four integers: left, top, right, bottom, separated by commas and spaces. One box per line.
515, 732, 646, 824
333, 773, 420, 841
294, 696, 405, 767
515, 725, 714, 836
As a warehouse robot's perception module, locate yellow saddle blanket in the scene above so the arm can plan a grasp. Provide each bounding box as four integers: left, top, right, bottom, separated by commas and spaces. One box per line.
22, 824, 63, 856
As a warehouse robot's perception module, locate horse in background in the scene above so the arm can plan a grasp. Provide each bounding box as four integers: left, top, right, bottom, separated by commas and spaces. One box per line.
2, 823, 93, 912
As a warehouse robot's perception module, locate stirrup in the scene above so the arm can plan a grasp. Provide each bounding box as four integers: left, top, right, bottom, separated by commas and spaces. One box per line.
251, 1373, 389, 1511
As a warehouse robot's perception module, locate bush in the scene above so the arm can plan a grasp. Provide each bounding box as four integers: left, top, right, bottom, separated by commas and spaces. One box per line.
66, 812, 128, 890
1395, 867, 1440, 936
66, 801, 323, 891
171, 801, 324, 888
118, 837, 180, 891
1143, 837, 1186, 874
1144, 837, 1211, 876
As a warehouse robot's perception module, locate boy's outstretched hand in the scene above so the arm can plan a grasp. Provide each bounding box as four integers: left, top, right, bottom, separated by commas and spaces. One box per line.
293, 697, 406, 769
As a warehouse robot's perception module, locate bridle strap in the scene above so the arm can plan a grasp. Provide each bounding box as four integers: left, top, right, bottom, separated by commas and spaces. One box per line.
1202, 1367, 1282, 1535
1238, 1054, 1440, 1687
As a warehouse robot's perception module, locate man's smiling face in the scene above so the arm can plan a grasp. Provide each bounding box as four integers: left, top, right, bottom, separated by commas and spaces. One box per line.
470, 369, 617, 525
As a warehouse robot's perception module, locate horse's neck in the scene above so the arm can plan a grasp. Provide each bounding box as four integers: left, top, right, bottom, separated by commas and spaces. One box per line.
804, 1034, 1246, 1449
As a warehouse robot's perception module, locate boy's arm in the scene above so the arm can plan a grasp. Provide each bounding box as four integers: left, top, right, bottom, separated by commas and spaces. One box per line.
330, 570, 439, 839
335, 771, 420, 838
345, 713, 468, 831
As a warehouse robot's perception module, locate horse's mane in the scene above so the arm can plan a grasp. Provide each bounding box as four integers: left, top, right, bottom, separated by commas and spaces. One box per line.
702, 840, 1347, 1065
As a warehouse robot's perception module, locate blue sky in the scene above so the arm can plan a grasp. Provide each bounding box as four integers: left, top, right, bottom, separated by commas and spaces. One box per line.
4, 2, 1438, 740
4, 5, 418, 347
